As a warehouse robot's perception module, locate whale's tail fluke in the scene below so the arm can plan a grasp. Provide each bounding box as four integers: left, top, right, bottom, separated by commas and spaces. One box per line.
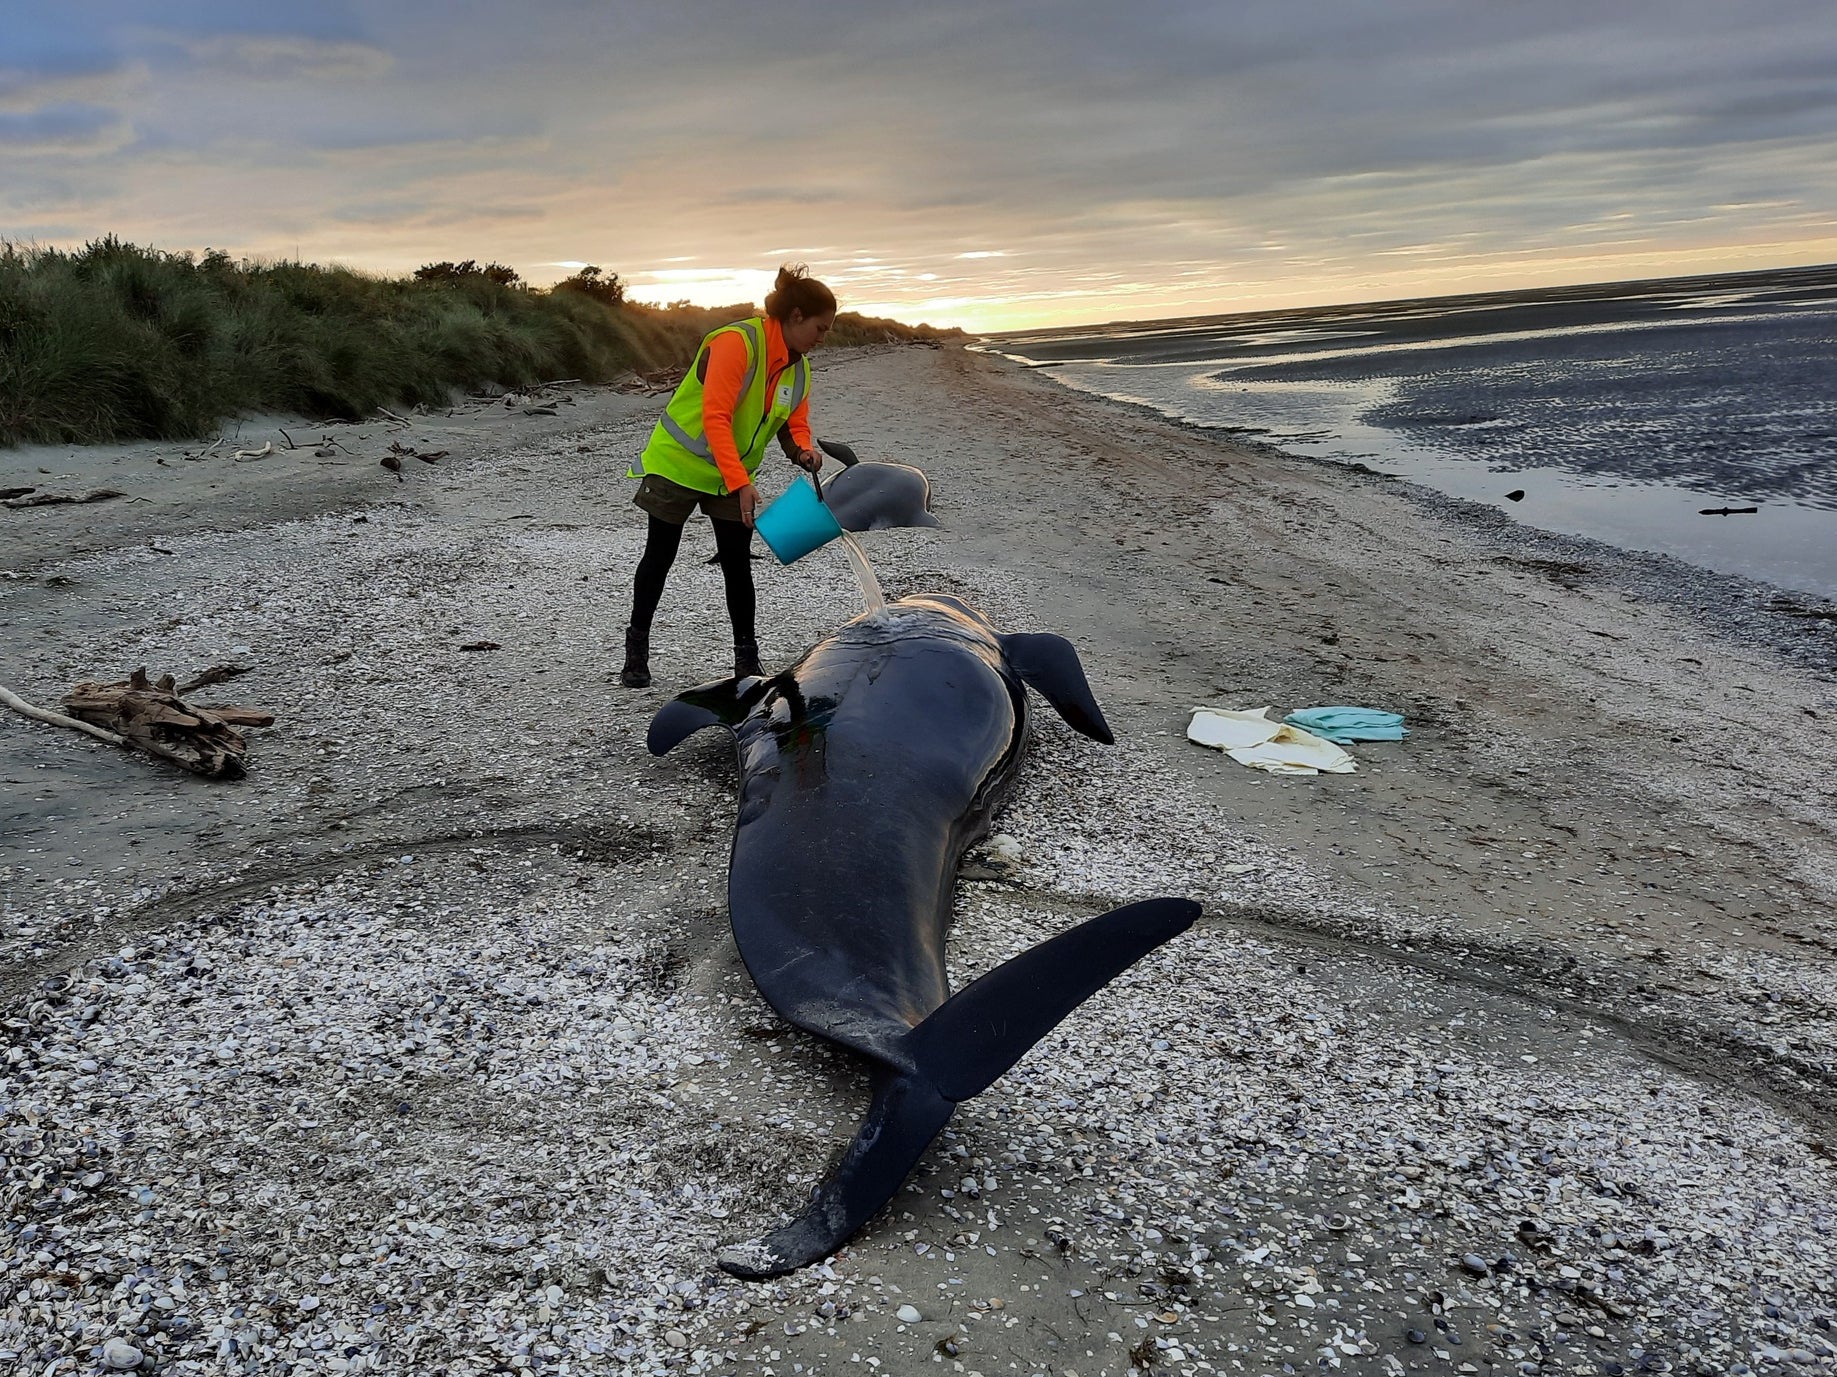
907, 896, 1200, 1100
717, 897, 1199, 1279
717, 1068, 956, 1280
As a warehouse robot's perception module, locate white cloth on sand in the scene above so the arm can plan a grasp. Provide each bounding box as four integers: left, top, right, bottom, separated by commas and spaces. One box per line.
1186, 706, 1357, 775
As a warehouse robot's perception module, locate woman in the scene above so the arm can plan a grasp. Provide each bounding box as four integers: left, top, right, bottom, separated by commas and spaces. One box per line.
619, 264, 835, 688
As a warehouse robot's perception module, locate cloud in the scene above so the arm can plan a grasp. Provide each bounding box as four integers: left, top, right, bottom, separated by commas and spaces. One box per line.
159, 33, 394, 82
0, 64, 146, 115
1, 0, 1834, 326
327, 198, 546, 229
0, 104, 135, 157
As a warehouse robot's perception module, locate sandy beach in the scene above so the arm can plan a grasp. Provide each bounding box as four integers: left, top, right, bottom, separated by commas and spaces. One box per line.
3, 344, 1834, 1375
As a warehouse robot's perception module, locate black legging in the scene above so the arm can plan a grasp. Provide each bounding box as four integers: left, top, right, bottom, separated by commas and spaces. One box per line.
630, 514, 756, 643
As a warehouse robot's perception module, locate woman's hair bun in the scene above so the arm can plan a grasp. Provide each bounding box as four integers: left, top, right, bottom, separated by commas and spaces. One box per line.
764, 262, 837, 321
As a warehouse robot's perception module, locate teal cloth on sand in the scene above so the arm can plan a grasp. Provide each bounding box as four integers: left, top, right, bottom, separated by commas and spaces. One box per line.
1282, 706, 1407, 743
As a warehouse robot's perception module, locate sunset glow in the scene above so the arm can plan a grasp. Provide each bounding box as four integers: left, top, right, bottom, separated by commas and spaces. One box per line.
5, 3, 1835, 332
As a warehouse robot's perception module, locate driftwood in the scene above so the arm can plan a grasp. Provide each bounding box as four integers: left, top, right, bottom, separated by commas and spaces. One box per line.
176, 663, 254, 695
453, 380, 578, 415
616, 366, 688, 396
388, 440, 449, 464
59, 668, 275, 779
3, 488, 126, 509
200, 705, 278, 727
182, 437, 228, 462
0, 683, 128, 747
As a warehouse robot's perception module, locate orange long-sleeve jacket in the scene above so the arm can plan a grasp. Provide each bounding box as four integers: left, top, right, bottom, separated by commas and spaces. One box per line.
700, 314, 814, 494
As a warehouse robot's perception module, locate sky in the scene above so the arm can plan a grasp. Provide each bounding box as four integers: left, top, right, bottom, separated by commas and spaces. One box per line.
3, 1, 1835, 332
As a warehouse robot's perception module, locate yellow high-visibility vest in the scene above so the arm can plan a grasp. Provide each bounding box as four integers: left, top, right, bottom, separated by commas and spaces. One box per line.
633, 316, 810, 494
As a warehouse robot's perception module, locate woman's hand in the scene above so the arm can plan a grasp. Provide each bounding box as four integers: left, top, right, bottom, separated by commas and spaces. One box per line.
791, 447, 824, 475
737, 482, 761, 528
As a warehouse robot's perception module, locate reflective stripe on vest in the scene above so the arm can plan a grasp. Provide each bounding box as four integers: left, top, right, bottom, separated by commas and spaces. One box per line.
634, 318, 809, 492
656, 320, 764, 461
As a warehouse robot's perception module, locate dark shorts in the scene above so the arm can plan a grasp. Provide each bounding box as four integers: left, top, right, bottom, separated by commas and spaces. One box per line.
633, 473, 743, 525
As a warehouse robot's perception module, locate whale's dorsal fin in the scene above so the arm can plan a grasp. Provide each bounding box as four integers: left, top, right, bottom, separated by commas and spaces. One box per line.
997, 633, 1114, 744
647, 677, 769, 756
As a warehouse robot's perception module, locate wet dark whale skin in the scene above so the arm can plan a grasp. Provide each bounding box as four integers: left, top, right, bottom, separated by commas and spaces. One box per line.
725, 599, 1022, 1055
820, 461, 941, 533
648, 594, 1198, 1277
814, 438, 941, 533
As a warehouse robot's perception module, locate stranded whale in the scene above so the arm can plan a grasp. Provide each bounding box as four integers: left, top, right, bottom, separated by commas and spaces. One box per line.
714, 440, 936, 563
816, 438, 941, 532
648, 593, 1197, 1277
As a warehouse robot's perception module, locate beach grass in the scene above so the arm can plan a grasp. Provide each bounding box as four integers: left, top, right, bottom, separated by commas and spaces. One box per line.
0, 238, 956, 446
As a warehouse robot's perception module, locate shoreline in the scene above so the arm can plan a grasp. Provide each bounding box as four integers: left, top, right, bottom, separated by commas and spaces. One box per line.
969, 259, 1837, 610
970, 343, 1837, 680
3, 343, 1834, 1373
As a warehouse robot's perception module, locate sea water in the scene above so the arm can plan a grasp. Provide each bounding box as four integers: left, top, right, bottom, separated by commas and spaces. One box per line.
982, 264, 1837, 599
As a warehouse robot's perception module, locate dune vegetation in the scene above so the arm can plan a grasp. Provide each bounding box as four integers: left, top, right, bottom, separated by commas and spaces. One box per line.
0, 238, 959, 447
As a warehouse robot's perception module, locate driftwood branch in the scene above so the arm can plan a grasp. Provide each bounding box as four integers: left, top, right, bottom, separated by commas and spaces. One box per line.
59, 667, 276, 778
176, 663, 254, 695
615, 366, 688, 396
197, 705, 276, 727
0, 683, 129, 746
387, 440, 449, 465
3, 488, 126, 509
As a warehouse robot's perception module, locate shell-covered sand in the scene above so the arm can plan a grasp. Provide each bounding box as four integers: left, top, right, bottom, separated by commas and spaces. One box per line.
3, 345, 1834, 1374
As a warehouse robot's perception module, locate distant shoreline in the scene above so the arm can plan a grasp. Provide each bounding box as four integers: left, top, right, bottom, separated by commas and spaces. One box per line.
981, 258, 1837, 343
978, 261, 1837, 602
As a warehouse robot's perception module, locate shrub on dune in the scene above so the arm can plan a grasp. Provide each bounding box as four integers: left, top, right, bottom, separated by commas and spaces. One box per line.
0, 239, 961, 446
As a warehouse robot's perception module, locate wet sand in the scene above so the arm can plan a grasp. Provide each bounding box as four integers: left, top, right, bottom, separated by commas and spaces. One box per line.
2, 344, 1834, 1374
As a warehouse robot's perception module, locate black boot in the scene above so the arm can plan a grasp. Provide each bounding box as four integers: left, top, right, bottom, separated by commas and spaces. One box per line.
733, 639, 763, 679
619, 625, 651, 688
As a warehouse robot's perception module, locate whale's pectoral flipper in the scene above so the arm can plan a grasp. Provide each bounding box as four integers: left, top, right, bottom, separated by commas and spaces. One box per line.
718, 1070, 956, 1280
908, 897, 1200, 1099
997, 633, 1115, 744
718, 898, 1199, 1279
647, 678, 771, 756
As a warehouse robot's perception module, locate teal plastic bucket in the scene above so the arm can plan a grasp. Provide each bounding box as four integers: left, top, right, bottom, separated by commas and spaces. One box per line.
754, 475, 844, 565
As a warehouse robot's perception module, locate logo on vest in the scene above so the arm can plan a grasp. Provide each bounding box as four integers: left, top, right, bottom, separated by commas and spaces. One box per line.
775, 382, 794, 410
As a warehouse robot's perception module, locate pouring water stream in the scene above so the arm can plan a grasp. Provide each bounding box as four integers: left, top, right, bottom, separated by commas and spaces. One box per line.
807, 449, 887, 615
836, 530, 887, 614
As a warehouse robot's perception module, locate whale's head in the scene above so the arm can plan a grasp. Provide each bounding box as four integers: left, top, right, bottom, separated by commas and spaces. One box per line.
821, 461, 941, 532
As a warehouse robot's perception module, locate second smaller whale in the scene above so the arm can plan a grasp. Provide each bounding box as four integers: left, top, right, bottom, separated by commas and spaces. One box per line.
817, 439, 940, 532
